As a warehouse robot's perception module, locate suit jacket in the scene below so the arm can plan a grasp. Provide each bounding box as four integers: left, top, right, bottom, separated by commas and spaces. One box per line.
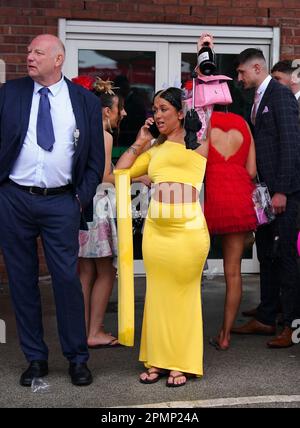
252, 78, 300, 195
0, 76, 105, 221
297, 96, 300, 123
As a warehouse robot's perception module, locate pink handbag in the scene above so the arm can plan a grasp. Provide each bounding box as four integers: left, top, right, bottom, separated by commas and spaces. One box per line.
194, 75, 232, 107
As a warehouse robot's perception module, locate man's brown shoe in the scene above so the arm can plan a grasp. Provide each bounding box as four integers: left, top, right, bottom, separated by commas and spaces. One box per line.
267, 327, 294, 348
242, 307, 258, 317
231, 318, 276, 335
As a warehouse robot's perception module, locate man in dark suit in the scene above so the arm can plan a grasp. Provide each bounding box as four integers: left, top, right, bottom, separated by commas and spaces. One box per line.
243, 60, 300, 323
232, 49, 300, 348
0, 34, 105, 385
271, 60, 300, 324
271, 60, 300, 121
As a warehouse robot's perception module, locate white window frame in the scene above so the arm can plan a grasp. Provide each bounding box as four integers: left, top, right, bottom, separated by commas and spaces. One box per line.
59, 20, 280, 80
64, 39, 168, 91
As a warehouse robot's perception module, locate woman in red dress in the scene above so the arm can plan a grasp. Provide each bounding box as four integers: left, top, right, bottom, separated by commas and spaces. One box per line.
204, 111, 257, 350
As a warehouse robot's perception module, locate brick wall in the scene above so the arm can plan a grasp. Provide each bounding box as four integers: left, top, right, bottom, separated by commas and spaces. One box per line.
0, 0, 299, 280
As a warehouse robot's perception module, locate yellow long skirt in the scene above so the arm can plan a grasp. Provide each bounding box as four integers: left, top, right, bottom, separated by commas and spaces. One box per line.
139, 199, 210, 376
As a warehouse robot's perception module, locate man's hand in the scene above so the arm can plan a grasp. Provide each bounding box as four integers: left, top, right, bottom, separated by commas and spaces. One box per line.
271, 192, 287, 215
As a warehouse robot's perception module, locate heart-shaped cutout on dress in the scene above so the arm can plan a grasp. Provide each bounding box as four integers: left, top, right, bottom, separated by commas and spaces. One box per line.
210, 128, 244, 160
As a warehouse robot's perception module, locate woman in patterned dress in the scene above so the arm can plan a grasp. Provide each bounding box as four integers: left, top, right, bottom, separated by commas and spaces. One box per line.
76, 77, 126, 348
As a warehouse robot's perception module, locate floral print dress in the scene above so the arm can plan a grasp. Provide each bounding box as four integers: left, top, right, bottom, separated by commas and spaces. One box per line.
79, 184, 117, 268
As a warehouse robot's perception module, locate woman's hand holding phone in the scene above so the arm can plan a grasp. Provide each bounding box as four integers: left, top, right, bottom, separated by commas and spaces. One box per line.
148, 122, 160, 138
137, 117, 159, 142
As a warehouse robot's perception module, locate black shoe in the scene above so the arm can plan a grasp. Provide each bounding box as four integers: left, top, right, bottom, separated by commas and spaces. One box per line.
20, 360, 48, 387
69, 363, 93, 386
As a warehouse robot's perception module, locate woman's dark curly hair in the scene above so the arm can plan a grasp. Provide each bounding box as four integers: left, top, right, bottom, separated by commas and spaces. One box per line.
153, 87, 183, 112
152, 87, 184, 144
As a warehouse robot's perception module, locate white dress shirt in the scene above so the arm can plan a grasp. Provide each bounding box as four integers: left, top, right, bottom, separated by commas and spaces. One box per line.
10, 75, 76, 188
294, 90, 300, 100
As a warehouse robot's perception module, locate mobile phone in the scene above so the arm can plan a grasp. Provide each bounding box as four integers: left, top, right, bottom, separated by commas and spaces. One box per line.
148, 121, 160, 138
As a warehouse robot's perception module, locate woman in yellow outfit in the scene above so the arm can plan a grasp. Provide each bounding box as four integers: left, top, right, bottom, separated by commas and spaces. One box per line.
115, 87, 210, 387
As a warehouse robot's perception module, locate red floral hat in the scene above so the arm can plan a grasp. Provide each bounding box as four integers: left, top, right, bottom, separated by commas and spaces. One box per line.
72, 75, 95, 91
184, 80, 193, 91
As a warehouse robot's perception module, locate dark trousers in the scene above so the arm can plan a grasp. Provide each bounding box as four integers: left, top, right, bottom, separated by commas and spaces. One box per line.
0, 182, 88, 363
296, 200, 300, 319
256, 192, 300, 327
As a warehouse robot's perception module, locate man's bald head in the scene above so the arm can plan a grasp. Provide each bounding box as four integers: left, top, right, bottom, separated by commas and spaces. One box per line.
27, 34, 65, 86
31, 34, 65, 57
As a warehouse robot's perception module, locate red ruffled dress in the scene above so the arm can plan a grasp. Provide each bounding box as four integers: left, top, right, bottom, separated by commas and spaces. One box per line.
204, 112, 257, 234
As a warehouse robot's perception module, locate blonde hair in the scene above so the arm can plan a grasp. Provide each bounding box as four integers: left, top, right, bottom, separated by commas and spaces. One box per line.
93, 77, 119, 95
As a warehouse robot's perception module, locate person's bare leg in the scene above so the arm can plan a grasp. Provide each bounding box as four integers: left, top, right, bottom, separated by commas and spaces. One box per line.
218, 232, 247, 349
87, 257, 117, 346
78, 258, 96, 334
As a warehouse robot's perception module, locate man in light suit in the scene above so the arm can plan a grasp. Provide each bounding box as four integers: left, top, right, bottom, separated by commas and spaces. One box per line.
0, 34, 105, 385
232, 49, 300, 348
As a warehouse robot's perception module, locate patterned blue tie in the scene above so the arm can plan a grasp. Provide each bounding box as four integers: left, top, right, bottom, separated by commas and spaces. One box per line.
36, 87, 55, 151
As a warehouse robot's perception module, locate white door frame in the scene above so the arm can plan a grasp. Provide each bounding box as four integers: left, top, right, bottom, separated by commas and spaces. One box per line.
63, 39, 169, 92
59, 20, 279, 274
59, 20, 280, 79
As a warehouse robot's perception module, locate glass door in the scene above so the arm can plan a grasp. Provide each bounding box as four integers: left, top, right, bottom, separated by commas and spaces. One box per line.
64, 39, 169, 160
169, 43, 269, 85
168, 43, 265, 273
64, 40, 169, 274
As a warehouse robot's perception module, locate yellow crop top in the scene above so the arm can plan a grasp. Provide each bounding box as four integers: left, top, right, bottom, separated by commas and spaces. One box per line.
125, 140, 207, 192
